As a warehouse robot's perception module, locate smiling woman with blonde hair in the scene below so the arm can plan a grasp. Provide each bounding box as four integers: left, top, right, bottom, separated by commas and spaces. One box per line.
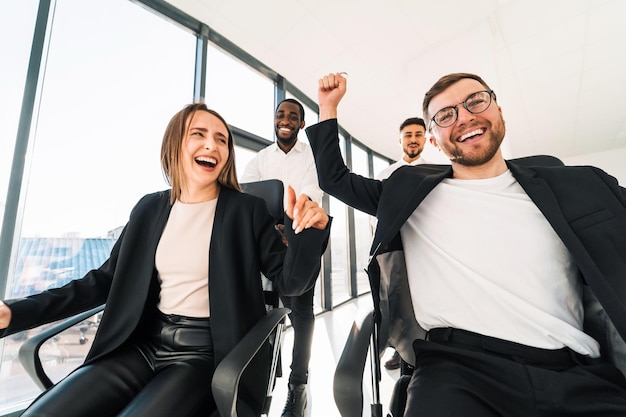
0, 103, 331, 417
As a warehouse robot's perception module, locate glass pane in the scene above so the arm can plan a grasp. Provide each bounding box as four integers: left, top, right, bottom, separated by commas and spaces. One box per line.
373, 155, 391, 179
20, 0, 195, 238
0, 0, 38, 237
235, 145, 258, 183
1, 0, 196, 411
350, 144, 373, 295
329, 195, 349, 305
0, 1, 42, 412
206, 46, 275, 141
351, 144, 369, 176
328, 137, 350, 306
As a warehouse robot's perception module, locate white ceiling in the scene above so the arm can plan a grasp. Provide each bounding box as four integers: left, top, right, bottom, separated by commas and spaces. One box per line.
165, 0, 626, 162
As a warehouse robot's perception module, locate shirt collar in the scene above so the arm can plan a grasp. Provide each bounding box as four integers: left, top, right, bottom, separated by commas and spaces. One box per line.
271, 139, 304, 154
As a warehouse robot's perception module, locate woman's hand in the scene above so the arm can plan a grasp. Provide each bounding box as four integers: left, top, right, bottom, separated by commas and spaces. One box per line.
285, 185, 329, 233
0, 301, 12, 329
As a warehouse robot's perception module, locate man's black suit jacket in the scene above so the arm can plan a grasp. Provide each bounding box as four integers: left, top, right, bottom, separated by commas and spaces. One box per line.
307, 118, 626, 371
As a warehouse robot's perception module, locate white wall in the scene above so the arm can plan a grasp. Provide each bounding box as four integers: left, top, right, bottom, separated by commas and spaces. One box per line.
562, 147, 626, 186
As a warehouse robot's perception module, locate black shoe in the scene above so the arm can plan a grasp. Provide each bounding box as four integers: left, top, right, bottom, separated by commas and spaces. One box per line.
281, 383, 307, 417
384, 350, 401, 370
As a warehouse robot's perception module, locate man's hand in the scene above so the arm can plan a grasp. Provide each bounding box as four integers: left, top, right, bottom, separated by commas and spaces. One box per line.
318, 72, 347, 121
285, 185, 329, 234
0, 301, 12, 329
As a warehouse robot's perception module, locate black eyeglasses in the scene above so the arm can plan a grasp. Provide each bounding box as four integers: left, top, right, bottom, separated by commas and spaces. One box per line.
428, 90, 495, 130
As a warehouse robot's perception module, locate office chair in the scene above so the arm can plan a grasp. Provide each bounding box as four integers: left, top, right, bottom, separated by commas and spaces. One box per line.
18, 179, 290, 417
332, 156, 566, 417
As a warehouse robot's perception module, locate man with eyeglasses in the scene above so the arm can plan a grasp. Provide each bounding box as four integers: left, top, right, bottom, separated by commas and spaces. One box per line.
307, 72, 626, 416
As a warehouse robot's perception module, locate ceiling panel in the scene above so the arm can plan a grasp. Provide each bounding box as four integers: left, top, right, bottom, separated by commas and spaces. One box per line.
165, 0, 626, 161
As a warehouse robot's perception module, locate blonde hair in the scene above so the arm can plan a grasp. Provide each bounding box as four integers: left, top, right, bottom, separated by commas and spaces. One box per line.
160, 103, 241, 204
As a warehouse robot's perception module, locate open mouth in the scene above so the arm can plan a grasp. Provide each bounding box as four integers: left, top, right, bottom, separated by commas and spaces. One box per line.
458, 128, 485, 142
195, 156, 217, 168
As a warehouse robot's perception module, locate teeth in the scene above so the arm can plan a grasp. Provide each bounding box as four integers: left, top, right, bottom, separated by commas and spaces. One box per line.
459, 129, 484, 142
196, 157, 217, 167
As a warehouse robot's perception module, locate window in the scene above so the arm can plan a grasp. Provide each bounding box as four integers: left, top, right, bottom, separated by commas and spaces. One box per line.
234, 145, 259, 182
0, 1, 38, 235
328, 135, 350, 305
350, 143, 374, 295
373, 154, 391, 179
206, 45, 275, 141
0, 0, 196, 411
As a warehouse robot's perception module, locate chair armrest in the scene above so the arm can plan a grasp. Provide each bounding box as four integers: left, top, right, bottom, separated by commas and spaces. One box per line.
18, 305, 105, 390
333, 309, 374, 417
212, 307, 290, 417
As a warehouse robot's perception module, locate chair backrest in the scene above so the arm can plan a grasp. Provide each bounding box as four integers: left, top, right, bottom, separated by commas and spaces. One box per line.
241, 180, 285, 225
510, 154, 564, 167
241, 179, 285, 309
219, 179, 287, 416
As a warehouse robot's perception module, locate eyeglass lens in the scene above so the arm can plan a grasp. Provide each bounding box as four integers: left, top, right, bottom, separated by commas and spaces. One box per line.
432, 90, 492, 128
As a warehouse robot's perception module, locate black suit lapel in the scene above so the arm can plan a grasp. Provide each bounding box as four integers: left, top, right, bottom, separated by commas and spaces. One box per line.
508, 162, 601, 273
507, 162, 575, 239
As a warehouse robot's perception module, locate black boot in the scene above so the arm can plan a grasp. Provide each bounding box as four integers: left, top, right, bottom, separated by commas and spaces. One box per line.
281, 383, 307, 417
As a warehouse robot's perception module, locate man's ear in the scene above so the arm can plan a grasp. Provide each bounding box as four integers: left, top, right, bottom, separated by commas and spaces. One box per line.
300, 120, 305, 129
429, 136, 439, 149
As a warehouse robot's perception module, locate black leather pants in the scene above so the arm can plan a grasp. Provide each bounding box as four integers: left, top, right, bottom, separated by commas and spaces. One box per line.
21, 311, 215, 417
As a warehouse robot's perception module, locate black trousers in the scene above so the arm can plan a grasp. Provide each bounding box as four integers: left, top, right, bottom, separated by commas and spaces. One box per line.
21, 312, 215, 417
404, 327, 626, 417
280, 285, 315, 385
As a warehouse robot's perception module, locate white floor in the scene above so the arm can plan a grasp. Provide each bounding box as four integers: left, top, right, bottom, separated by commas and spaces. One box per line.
268, 294, 400, 417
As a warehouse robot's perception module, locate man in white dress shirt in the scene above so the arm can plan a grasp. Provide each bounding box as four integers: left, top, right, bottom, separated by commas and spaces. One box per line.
377, 117, 430, 181
241, 98, 322, 417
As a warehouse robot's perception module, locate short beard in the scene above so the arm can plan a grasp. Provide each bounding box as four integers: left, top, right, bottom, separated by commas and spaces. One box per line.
276, 134, 297, 147
404, 148, 422, 159
448, 142, 499, 166
444, 117, 505, 166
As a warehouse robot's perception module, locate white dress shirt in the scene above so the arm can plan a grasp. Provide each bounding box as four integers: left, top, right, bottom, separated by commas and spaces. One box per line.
241, 140, 323, 204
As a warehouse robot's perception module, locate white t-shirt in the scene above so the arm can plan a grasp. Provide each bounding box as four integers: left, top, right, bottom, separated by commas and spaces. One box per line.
400, 170, 600, 357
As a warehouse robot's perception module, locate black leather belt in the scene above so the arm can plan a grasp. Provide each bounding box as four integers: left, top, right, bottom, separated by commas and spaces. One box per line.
151, 311, 212, 349
426, 327, 594, 367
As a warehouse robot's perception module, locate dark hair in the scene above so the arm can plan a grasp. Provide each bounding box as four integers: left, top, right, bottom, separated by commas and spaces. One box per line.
422, 73, 494, 124
277, 98, 305, 121
399, 117, 426, 132
161, 103, 240, 204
